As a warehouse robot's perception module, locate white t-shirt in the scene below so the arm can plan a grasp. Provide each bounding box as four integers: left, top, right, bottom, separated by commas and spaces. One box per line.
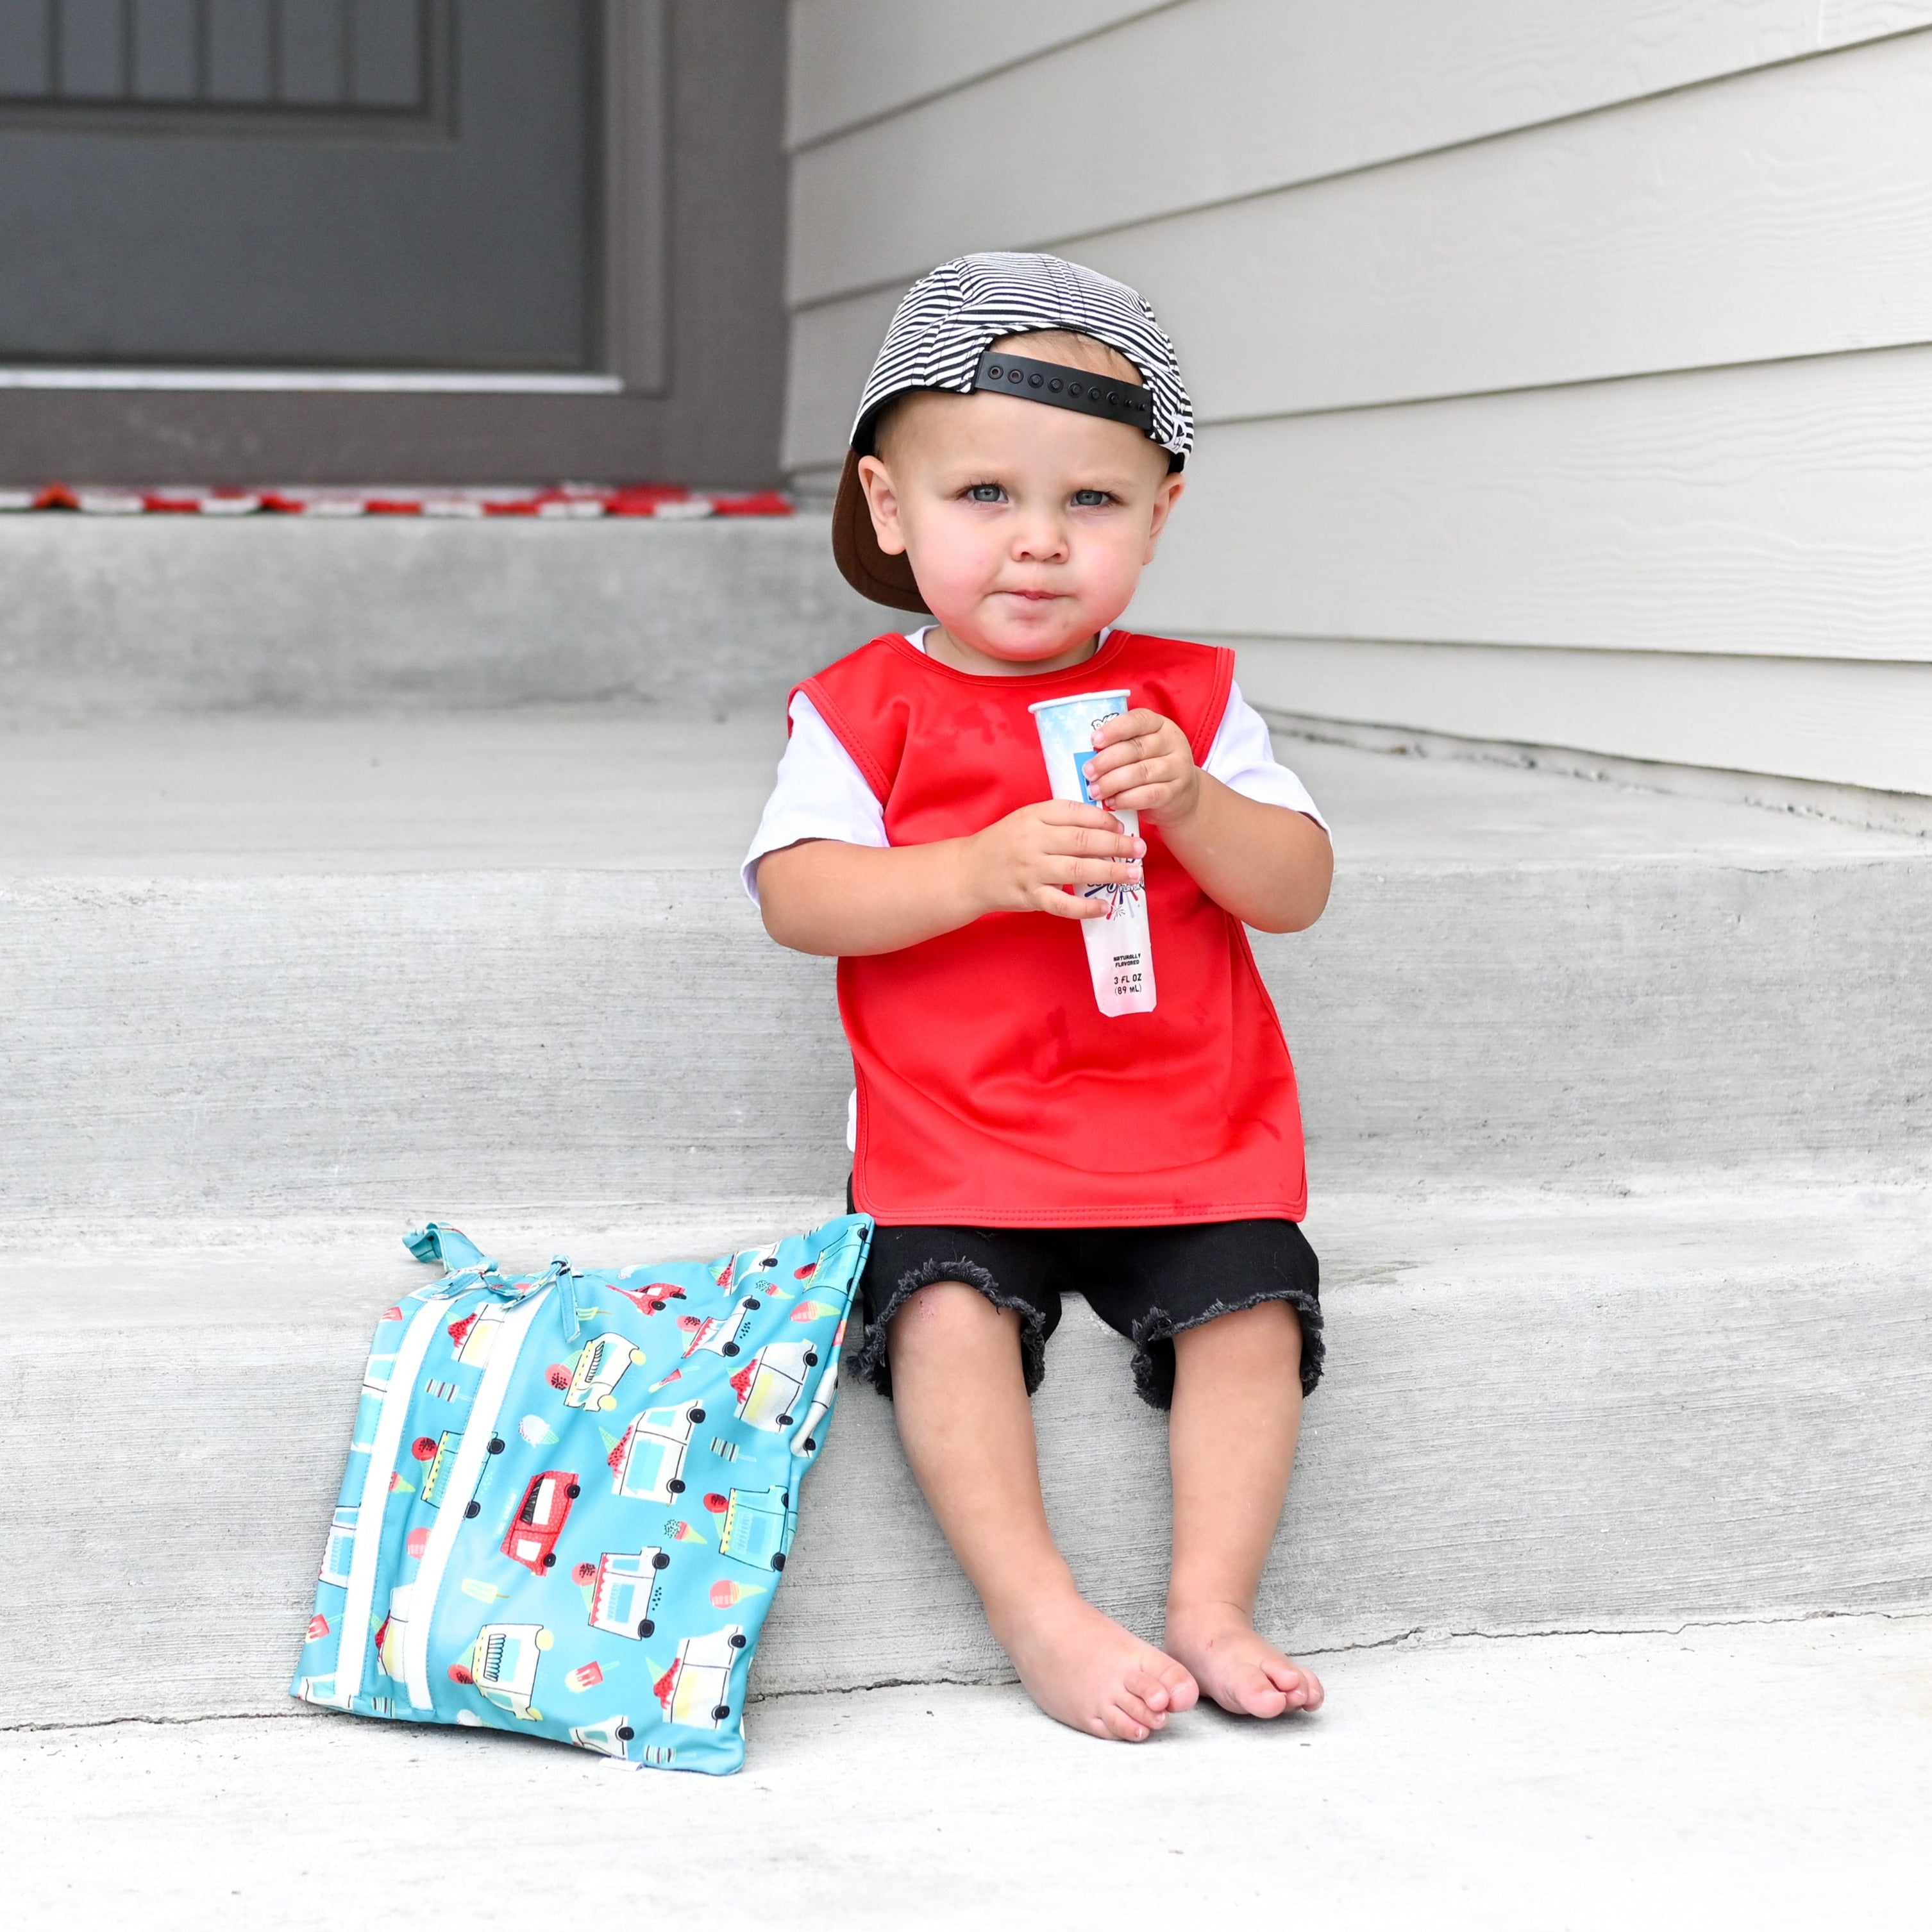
741, 628, 1327, 903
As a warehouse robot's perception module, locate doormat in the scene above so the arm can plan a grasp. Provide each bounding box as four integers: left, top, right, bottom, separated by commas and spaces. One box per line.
0, 483, 791, 518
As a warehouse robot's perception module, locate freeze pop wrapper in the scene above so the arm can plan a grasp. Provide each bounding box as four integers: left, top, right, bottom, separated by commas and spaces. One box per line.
1029, 689, 1157, 1016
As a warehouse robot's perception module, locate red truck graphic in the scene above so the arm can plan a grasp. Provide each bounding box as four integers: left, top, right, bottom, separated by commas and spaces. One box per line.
501, 1469, 581, 1574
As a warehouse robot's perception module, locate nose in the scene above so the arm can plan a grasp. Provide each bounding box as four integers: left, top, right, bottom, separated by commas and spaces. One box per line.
1010, 507, 1069, 566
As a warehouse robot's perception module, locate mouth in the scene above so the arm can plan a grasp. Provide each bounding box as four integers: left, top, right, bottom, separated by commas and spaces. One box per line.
1000, 589, 1063, 603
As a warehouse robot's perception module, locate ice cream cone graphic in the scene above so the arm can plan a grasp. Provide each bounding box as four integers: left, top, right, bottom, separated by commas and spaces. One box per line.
710, 1578, 765, 1609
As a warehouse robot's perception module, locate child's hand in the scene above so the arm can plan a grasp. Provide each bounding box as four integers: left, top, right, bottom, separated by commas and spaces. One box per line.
966, 801, 1147, 921
1083, 710, 1202, 824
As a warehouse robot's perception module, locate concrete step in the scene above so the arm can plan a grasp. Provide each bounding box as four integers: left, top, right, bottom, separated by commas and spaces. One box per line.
3, 714, 1927, 1215
7, 1617, 1928, 1931
0, 514, 884, 712
4, 1188, 1926, 1729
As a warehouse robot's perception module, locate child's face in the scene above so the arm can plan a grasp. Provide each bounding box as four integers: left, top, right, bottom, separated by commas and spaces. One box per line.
856, 356, 1184, 671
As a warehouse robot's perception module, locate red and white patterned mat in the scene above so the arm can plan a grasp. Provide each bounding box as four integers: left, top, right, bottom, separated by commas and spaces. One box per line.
0, 483, 791, 518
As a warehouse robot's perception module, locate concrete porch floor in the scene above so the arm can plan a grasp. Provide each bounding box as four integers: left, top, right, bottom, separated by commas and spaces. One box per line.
7, 1616, 1928, 1931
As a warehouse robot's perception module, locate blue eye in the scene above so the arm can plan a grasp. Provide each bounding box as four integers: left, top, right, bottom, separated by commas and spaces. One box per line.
1071, 489, 1113, 508
966, 483, 1005, 503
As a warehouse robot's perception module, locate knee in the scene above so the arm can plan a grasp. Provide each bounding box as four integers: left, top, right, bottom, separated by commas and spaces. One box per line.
1173, 1299, 1302, 1375
887, 1278, 1017, 1357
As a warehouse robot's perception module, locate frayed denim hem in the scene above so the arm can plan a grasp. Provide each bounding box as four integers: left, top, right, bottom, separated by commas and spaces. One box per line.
852, 1257, 1049, 1401
1129, 1286, 1324, 1410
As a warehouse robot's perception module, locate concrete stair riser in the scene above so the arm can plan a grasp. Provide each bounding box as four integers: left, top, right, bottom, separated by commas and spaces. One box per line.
4, 1193, 1926, 1728
0, 517, 887, 712
3, 859, 1928, 1218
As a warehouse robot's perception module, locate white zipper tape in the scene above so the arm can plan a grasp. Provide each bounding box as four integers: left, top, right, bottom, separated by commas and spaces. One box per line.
335, 1293, 456, 1706
404, 1286, 553, 1712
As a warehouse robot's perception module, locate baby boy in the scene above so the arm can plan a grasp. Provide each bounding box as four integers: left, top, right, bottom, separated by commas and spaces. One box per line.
745, 254, 1334, 1742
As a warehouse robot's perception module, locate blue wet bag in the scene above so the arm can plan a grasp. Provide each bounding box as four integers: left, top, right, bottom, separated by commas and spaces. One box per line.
292, 1213, 872, 1775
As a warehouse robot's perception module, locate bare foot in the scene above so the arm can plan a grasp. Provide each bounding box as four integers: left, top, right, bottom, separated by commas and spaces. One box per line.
1166, 1601, 1324, 1718
991, 1591, 1200, 1742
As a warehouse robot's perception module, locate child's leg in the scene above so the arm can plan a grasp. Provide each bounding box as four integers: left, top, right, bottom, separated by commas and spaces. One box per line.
1163, 1300, 1326, 1717
886, 1280, 1199, 1742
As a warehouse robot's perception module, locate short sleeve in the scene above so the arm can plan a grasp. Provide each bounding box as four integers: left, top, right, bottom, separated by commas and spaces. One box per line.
741, 691, 890, 903
1202, 682, 1329, 834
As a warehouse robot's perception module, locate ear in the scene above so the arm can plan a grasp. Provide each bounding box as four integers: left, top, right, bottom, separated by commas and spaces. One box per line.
856, 455, 909, 557
1143, 470, 1186, 562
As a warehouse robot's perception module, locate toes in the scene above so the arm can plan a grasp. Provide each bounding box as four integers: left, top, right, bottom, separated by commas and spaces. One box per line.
1100, 1703, 1152, 1743
1156, 1660, 1200, 1713
1127, 1662, 1195, 1714
1239, 1673, 1291, 1719
1261, 1657, 1323, 1712
1117, 1688, 1168, 1732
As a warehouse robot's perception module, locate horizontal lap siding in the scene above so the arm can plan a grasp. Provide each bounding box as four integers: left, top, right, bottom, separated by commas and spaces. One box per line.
785, 0, 1173, 147
1230, 643, 1932, 796
785, 3, 1932, 791
1080, 33, 1932, 419
1130, 353, 1932, 664
787, 0, 1892, 307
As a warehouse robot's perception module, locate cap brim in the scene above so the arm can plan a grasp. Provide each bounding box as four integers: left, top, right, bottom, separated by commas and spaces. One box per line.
832, 448, 930, 615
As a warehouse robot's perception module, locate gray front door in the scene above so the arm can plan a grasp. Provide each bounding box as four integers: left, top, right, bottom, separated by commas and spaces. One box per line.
0, 0, 597, 369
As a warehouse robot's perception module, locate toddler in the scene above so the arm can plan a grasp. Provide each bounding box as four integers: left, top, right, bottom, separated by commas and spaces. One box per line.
746, 255, 1334, 1742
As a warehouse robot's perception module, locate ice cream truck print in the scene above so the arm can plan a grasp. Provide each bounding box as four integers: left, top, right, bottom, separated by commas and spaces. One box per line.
464, 1622, 553, 1723
794, 1350, 840, 1454
678, 1294, 762, 1360
609, 1401, 706, 1502
419, 1429, 463, 1508
319, 1506, 358, 1586
613, 1279, 685, 1318
719, 1486, 796, 1572
570, 1714, 637, 1759
730, 1341, 819, 1431
446, 1302, 508, 1368
558, 1331, 646, 1411
653, 1625, 747, 1729
502, 1470, 580, 1573
374, 1584, 413, 1681
590, 1547, 673, 1638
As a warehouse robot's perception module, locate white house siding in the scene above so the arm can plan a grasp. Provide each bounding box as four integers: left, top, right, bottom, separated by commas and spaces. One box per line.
785, 0, 1932, 796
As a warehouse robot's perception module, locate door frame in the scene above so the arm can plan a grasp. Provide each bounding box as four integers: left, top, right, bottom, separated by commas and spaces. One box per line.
0, 0, 787, 485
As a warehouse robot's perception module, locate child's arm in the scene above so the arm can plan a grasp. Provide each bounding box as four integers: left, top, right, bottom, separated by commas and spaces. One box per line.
1084, 709, 1333, 934
758, 803, 1147, 958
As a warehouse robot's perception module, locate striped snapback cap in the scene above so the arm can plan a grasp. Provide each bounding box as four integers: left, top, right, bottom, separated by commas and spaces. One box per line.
833, 253, 1193, 613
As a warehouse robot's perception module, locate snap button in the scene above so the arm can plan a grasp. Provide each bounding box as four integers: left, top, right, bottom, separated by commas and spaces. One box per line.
1008, 369, 1023, 384
1048, 379, 1063, 392
1029, 373, 1043, 387
987, 364, 1002, 379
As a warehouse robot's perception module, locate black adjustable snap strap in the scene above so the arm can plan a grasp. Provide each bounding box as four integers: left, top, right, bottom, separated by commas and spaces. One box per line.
971, 349, 1157, 435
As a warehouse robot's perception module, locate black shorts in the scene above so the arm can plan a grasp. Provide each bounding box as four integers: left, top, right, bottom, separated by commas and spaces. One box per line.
845, 1193, 1322, 1411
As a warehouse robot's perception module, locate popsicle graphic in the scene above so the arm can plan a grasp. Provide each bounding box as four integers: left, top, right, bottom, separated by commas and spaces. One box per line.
566, 1661, 605, 1693
307, 1614, 330, 1643
460, 1578, 509, 1604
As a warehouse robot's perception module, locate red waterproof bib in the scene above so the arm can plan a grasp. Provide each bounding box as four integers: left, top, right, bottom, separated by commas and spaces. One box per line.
796, 630, 1308, 1228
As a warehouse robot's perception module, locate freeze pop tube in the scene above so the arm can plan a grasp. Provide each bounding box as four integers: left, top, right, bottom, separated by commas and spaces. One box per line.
1029, 689, 1157, 1016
